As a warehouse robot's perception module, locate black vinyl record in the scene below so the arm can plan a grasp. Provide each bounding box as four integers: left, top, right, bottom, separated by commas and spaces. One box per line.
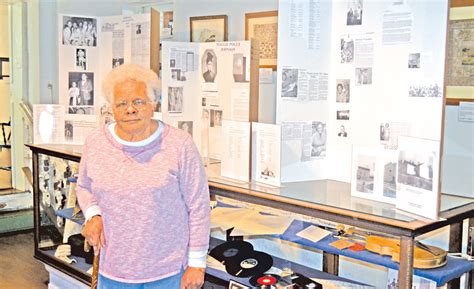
225, 250, 273, 278
209, 240, 254, 264
249, 274, 281, 287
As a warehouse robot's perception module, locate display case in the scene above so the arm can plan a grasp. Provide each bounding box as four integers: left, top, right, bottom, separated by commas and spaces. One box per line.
28, 144, 474, 288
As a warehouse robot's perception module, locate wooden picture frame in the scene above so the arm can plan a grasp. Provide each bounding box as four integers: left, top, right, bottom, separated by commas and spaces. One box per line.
190, 15, 228, 42
245, 11, 278, 70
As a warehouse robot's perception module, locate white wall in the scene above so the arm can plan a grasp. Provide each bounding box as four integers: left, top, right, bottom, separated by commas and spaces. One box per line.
442, 105, 474, 198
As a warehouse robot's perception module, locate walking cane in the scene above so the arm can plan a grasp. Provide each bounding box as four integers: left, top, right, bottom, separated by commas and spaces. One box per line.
84, 242, 100, 289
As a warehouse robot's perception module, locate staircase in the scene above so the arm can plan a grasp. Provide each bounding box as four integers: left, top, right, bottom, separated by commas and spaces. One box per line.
0, 189, 33, 234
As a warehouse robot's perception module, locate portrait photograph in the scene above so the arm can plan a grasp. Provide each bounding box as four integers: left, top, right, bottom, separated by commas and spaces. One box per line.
201, 49, 217, 83
190, 15, 228, 42
168, 87, 184, 113
112, 58, 124, 68
336, 79, 350, 103
75, 48, 87, 70
62, 16, 98, 46
210, 109, 222, 127
346, 0, 363, 25
178, 121, 193, 136
408, 53, 421, 68
311, 121, 327, 157
337, 124, 348, 137
64, 121, 74, 142
68, 72, 94, 114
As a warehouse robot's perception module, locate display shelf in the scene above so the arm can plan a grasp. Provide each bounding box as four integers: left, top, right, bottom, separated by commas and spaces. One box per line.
208, 238, 372, 288
27, 144, 474, 288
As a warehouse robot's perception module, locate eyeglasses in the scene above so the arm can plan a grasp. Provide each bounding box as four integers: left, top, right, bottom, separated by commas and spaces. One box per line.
114, 98, 149, 110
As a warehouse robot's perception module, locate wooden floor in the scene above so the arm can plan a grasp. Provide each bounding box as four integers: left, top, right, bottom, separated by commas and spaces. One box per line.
0, 231, 49, 289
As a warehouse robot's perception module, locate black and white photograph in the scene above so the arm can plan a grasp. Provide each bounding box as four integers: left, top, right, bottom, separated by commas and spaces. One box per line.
228, 280, 250, 289
336, 110, 350, 120
135, 24, 142, 35
171, 69, 187, 81
341, 38, 354, 63
202, 108, 209, 119
346, 0, 363, 25
112, 58, 124, 68
75, 48, 86, 70
311, 121, 326, 157
210, 109, 222, 127
336, 79, 350, 103
383, 161, 397, 198
355, 67, 372, 85
201, 49, 217, 83
64, 121, 73, 142
62, 16, 97, 46
178, 121, 193, 136
398, 151, 434, 191
202, 98, 207, 106
170, 59, 176, 68
408, 84, 442, 98
281, 68, 298, 98
68, 72, 94, 114
338, 125, 348, 137
233, 53, 247, 82
168, 87, 183, 113
380, 123, 390, 141
408, 53, 421, 68
356, 155, 375, 194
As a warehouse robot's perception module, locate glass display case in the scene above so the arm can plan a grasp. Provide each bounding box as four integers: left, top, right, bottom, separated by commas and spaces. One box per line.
28, 144, 474, 288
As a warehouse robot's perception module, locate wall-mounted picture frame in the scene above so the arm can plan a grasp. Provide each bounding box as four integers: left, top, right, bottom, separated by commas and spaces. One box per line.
245, 10, 278, 70
190, 15, 228, 42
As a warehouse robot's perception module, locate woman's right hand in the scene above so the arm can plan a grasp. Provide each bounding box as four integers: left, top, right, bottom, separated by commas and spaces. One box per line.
82, 215, 106, 256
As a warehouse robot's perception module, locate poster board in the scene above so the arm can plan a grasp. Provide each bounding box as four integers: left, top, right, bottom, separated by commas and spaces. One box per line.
56, 12, 159, 144
161, 40, 259, 164
276, 0, 448, 218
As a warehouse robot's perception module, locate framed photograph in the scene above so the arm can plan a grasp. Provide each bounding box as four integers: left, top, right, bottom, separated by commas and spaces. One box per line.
228, 280, 250, 289
190, 15, 228, 42
245, 11, 278, 70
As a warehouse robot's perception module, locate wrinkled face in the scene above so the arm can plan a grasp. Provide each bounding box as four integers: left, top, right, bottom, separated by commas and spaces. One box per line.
112, 79, 154, 136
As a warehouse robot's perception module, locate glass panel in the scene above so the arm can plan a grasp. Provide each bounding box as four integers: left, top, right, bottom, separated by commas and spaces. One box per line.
37, 153, 91, 270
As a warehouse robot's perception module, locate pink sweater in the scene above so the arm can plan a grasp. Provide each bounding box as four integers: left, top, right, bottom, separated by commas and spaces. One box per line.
76, 123, 210, 283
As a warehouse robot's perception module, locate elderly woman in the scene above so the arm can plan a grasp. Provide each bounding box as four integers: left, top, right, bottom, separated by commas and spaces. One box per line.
77, 64, 210, 289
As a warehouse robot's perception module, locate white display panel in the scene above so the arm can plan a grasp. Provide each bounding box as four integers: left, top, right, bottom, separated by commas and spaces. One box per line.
58, 13, 152, 133
253, 122, 281, 187
276, 0, 448, 186
161, 41, 255, 160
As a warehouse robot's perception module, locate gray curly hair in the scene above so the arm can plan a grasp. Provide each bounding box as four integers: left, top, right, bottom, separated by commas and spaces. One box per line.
102, 64, 161, 103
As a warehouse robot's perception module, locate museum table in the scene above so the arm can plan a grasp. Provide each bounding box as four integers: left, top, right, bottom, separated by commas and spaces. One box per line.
28, 144, 474, 288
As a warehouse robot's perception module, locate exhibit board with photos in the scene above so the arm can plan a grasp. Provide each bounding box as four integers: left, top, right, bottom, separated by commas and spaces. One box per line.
275, 0, 448, 219
52, 13, 156, 145
161, 41, 259, 181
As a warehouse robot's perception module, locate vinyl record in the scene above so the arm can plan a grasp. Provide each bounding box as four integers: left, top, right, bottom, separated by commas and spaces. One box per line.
249, 274, 281, 287
225, 250, 273, 278
209, 240, 254, 264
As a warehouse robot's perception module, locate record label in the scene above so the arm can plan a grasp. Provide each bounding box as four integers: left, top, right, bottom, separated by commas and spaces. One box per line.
240, 258, 258, 269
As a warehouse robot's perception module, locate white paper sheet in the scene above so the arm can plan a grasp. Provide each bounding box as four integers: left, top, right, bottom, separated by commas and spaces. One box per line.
253, 122, 281, 186
33, 105, 65, 144
220, 120, 250, 182
296, 225, 332, 243
396, 136, 441, 220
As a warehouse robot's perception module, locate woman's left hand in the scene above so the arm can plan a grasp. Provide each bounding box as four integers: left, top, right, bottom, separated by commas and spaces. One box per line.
180, 267, 205, 289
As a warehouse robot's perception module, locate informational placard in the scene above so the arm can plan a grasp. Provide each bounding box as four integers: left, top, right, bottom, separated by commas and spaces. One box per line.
276, 0, 448, 191
396, 136, 440, 220
252, 122, 281, 187
161, 41, 259, 161
220, 120, 251, 182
